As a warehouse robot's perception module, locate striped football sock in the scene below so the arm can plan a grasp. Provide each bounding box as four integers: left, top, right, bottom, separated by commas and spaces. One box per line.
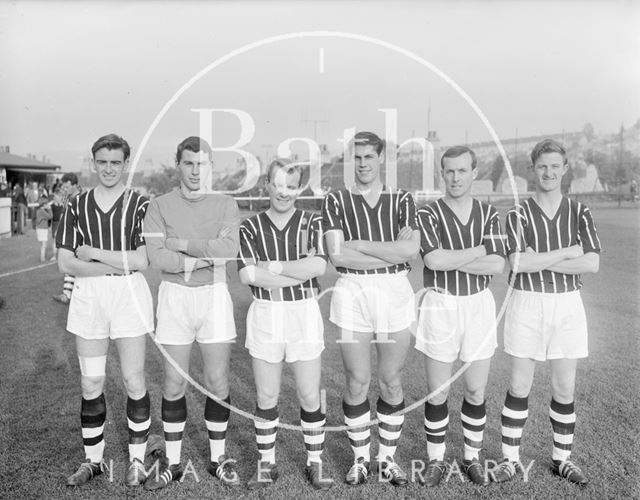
162, 396, 187, 466
461, 399, 486, 461
127, 392, 150, 462
300, 407, 325, 465
549, 399, 575, 462
205, 395, 230, 462
81, 394, 106, 463
255, 406, 279, 464
343, 399, 371, 462
501, 392, 528, 462
376, 397, 404, 460
424, 401, 449, 461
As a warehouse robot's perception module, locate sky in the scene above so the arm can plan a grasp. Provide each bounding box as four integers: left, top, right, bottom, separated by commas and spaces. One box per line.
1, 0, 639, 172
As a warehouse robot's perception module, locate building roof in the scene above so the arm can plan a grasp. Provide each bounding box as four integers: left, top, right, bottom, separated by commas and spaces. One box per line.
0, 151, 61, 173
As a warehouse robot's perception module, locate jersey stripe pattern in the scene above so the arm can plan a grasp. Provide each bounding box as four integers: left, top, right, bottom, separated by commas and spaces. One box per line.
505, 197, 601, 293
56, 189, 149, 252
418, 198, 506, 295
238, 209, 326, 301
321, 187, 418, 274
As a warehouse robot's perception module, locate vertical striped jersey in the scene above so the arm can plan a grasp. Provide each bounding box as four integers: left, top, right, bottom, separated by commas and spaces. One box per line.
321, 187, 418, 274
505, 197, 601, 293
238, 209, 327, 301
418, 198, 506, 295
56, 188, 149, 252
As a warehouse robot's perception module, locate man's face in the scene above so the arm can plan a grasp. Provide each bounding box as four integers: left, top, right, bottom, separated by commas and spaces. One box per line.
92, 148, 127, 188
177, 150, 211, 192
266, 167, 301, 214
354, 144, 383, 187
442, 152, 476, 199
533, 152, 567, 193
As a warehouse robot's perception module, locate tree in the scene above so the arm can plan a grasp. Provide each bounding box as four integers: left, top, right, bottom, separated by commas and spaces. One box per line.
142, 164, 180, 196
582, 122, 595, 142
489, 155, 504, 191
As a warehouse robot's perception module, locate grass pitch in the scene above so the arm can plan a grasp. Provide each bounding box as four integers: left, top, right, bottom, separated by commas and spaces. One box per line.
0, 207, 638, 499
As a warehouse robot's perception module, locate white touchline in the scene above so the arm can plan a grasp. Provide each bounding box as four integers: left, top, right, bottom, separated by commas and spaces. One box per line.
0, 262, 56, 279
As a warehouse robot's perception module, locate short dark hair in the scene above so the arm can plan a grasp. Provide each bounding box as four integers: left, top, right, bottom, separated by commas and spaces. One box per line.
61, 172, 78, 185
91, 134, 131, 161
266, 158, 304, 187
176, 136, 212, 163
353, 131, 385, 155
441, 145, 477, 170
530, 139, 567, 165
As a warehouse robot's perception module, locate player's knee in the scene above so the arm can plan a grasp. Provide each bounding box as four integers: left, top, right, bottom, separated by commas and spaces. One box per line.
550, 380, 575, 403
345, 373, 370, 400
378, 375, 403, 401
122, 371, 146, 399
463, 387, 485, 405
509, 382, 531, 399
427, 389, 449, 405
203, 372, 229, 398
80, 375, 105, 399
256, 388, 279, 409
297, 388, 320, 410
163, 377, 188, 400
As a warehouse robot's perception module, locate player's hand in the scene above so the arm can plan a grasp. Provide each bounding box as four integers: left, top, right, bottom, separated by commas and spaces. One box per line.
396, 226, 413, 241
306, 248, 317, 258
218, 226, 231, 238
165, 237, 186, 252
565, 245, 584, 259
75, 245, 94, 262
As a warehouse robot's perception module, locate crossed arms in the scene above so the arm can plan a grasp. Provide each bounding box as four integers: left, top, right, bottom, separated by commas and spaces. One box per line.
57, 245, 148, 277
238, 249, 327, 289
325, 226, 420, 271
424, 242, 505, 275
509, 245, 599, 275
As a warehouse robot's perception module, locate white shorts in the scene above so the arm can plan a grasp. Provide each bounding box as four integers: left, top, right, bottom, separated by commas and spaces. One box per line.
330, 272, 415, 333
67, 272, 154, 340
246, 297, 324, 363
503, 289, 588, 361
36, 228, 49, 242
415, 288, 497, 363
155, 281, 236, 345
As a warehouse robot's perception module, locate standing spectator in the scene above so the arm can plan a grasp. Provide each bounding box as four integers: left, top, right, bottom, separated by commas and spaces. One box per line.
53, 173, 82, 304
50, 188, 65, 261
35, 195, 52, 262
27, 181, 39, 229
13, 183, 27, 235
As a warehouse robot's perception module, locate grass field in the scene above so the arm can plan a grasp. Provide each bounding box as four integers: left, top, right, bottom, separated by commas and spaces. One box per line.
0, 207, 638, 500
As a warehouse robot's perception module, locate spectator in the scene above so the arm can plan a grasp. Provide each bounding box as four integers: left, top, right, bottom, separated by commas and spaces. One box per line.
12, 183, 27, 235
35, 195, 53, 262
50, 188, 65, 261
26, 181, 39, 229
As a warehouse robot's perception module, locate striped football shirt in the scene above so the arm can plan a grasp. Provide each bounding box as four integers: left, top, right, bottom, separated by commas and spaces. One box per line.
56, 188, 149, 252
505, 197, 601, 293
238, 209, 326, 301
321, 186, 418, 274
418, 198, 506, 295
